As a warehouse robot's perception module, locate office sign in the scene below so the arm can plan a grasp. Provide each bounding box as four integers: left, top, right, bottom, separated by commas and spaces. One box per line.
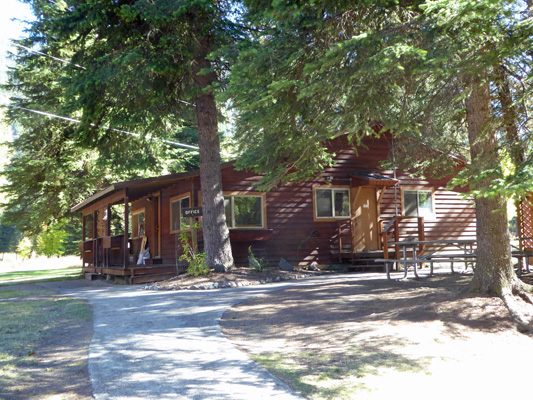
182, 207, 203, 218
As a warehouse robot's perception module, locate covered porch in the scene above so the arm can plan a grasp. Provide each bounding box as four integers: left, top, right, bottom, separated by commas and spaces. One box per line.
72, 171, 202, 282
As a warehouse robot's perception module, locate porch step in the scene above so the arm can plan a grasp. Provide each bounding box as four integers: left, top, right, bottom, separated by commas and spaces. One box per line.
129, 273, 177, 284
352, 250, 385, 260
349, 250, 386, 271
347, 264, 386, 272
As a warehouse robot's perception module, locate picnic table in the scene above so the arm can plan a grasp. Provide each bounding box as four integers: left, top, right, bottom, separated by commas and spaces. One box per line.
511, 237, 533, 277
378, 237, 533, 280
376, 239, 477, 280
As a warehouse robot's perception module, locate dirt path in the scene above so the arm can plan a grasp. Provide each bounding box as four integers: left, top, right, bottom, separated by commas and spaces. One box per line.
220, 273, 533, 399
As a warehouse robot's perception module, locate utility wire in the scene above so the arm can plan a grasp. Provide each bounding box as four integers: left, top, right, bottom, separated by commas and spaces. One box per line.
11, 41, 86, 70
5, 41, 234, 154
6, 104, 201, 151
5, 104, 236, 157
9, 40, 195, 107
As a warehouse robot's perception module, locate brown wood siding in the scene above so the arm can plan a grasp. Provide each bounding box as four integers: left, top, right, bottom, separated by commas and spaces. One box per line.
217, 135, 476, 266
159, 178, 200, 265
76, 135, 476, 267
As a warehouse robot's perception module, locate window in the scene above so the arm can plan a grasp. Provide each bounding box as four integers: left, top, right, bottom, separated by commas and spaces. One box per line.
170, 195, 191, 233
132, 209, 145, 238
84, 214, 94, 240
315, 188, 350, 218
224, 195, 264, 228
403, 190, 434, 218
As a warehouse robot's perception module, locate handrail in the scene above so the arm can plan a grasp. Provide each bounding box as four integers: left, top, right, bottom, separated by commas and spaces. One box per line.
381, 217, 397, 234
380, 216, 425, 260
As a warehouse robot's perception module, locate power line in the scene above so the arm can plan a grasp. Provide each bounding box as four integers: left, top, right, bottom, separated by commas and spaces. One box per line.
6, 104, 201, 151
9, 39, 195, 107
10, 41, 86, 70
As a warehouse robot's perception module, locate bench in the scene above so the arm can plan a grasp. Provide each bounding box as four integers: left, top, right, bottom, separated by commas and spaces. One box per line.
376, 253, 478, 280
375, 258, 432, 280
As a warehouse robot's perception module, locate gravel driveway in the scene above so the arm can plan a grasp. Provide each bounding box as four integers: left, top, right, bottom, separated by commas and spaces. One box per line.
42, 274, 366, 400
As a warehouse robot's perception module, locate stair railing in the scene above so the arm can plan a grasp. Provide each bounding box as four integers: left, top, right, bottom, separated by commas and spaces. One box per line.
380, 216, 425, 260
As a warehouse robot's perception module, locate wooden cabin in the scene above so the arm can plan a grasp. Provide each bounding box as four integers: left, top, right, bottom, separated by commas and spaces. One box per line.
72, 135, 476, 283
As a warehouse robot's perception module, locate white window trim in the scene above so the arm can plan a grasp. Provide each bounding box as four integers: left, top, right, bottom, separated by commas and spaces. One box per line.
132, 208, 145, 238
224, 192, 266, 229
170, 193, 192, 234
314, 187, 351, 220
401, 188, 435, 219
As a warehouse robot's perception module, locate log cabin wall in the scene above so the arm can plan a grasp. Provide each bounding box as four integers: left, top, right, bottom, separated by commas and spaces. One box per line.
117, 135, 476, 267
218, 134, 476, 267
158, 178, 200, 265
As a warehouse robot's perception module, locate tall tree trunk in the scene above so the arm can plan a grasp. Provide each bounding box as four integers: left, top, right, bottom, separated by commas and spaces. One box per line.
193, 36, 234, 268
494, 65, 525, 167
464, 71, 515, 296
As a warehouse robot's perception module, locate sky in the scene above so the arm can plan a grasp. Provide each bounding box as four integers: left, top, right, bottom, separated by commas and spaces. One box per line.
1, 0, 34, 99
0, 0, 34, 45
1, 0, 33, 156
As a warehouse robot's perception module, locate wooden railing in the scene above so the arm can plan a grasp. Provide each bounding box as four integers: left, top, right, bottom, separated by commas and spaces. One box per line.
80, 234, 130, 268
337, 219, 353, 263
380, 216, 425, 259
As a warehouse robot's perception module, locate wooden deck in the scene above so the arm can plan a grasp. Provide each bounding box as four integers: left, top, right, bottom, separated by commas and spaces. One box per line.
82, 263, 185, 284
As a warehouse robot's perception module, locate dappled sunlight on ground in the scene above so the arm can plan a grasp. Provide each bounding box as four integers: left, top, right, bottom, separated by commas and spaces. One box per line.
221, 273, 533, 399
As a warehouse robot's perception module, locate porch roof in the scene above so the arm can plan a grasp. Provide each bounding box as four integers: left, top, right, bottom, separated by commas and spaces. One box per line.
350, 171, 398, 187
71, 162, 234, 212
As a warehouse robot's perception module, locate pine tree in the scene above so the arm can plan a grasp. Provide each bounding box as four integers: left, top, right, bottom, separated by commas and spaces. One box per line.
227, 0, 533, 329
5, 0, 241, 266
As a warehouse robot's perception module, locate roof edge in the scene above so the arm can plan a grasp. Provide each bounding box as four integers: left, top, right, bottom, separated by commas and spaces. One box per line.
71, 185, 116, 213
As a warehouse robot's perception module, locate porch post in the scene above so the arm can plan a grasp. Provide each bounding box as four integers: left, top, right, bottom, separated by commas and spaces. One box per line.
123, 193, 129, 269
106, 205, 111, 236
81, 215, 86, 268
92, 211, 97, 267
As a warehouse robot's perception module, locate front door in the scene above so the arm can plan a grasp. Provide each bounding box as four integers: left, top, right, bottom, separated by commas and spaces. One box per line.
351, 187, 379, 252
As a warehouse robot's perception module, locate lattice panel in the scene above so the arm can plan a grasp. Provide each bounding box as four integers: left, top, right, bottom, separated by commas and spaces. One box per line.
518, 196, 533, 250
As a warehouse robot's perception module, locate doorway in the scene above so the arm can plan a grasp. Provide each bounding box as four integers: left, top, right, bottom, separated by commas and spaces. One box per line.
351, 187, 379, 252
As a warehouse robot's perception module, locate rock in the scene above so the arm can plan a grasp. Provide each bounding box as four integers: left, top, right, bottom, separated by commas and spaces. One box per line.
229, 282, 237, 288
190, 285, 199, 290
308, 262, 319, 271
274, 276, 281, 282
266, 278, 272, 283
214, 264, 227, 273
199, 285, 206, 290
213, 282, 219, 289
208, 285, 214, 290
279, 257, 294, 271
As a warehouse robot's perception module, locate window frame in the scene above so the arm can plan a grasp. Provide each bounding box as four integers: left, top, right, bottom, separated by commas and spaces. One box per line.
401, 188, 435, 219
313, 186, 351, 220
169, 193, 192, 234
223, 192, 267, 229
84, 213, 95, 241
131, 208, 146, 238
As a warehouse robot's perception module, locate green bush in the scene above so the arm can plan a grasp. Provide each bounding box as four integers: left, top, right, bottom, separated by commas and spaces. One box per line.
178, 226, 209, 277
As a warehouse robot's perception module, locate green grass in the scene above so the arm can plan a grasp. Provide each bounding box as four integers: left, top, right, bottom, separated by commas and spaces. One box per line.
251, 345, 431, 400
0, 266, 83, 286
0, 289, 91, 397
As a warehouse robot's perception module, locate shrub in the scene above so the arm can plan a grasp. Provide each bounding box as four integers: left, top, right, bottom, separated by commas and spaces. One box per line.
178, 226, 209, 277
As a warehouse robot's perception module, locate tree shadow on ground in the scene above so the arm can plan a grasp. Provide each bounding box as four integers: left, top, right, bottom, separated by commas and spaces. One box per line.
219, 273, 515, 399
